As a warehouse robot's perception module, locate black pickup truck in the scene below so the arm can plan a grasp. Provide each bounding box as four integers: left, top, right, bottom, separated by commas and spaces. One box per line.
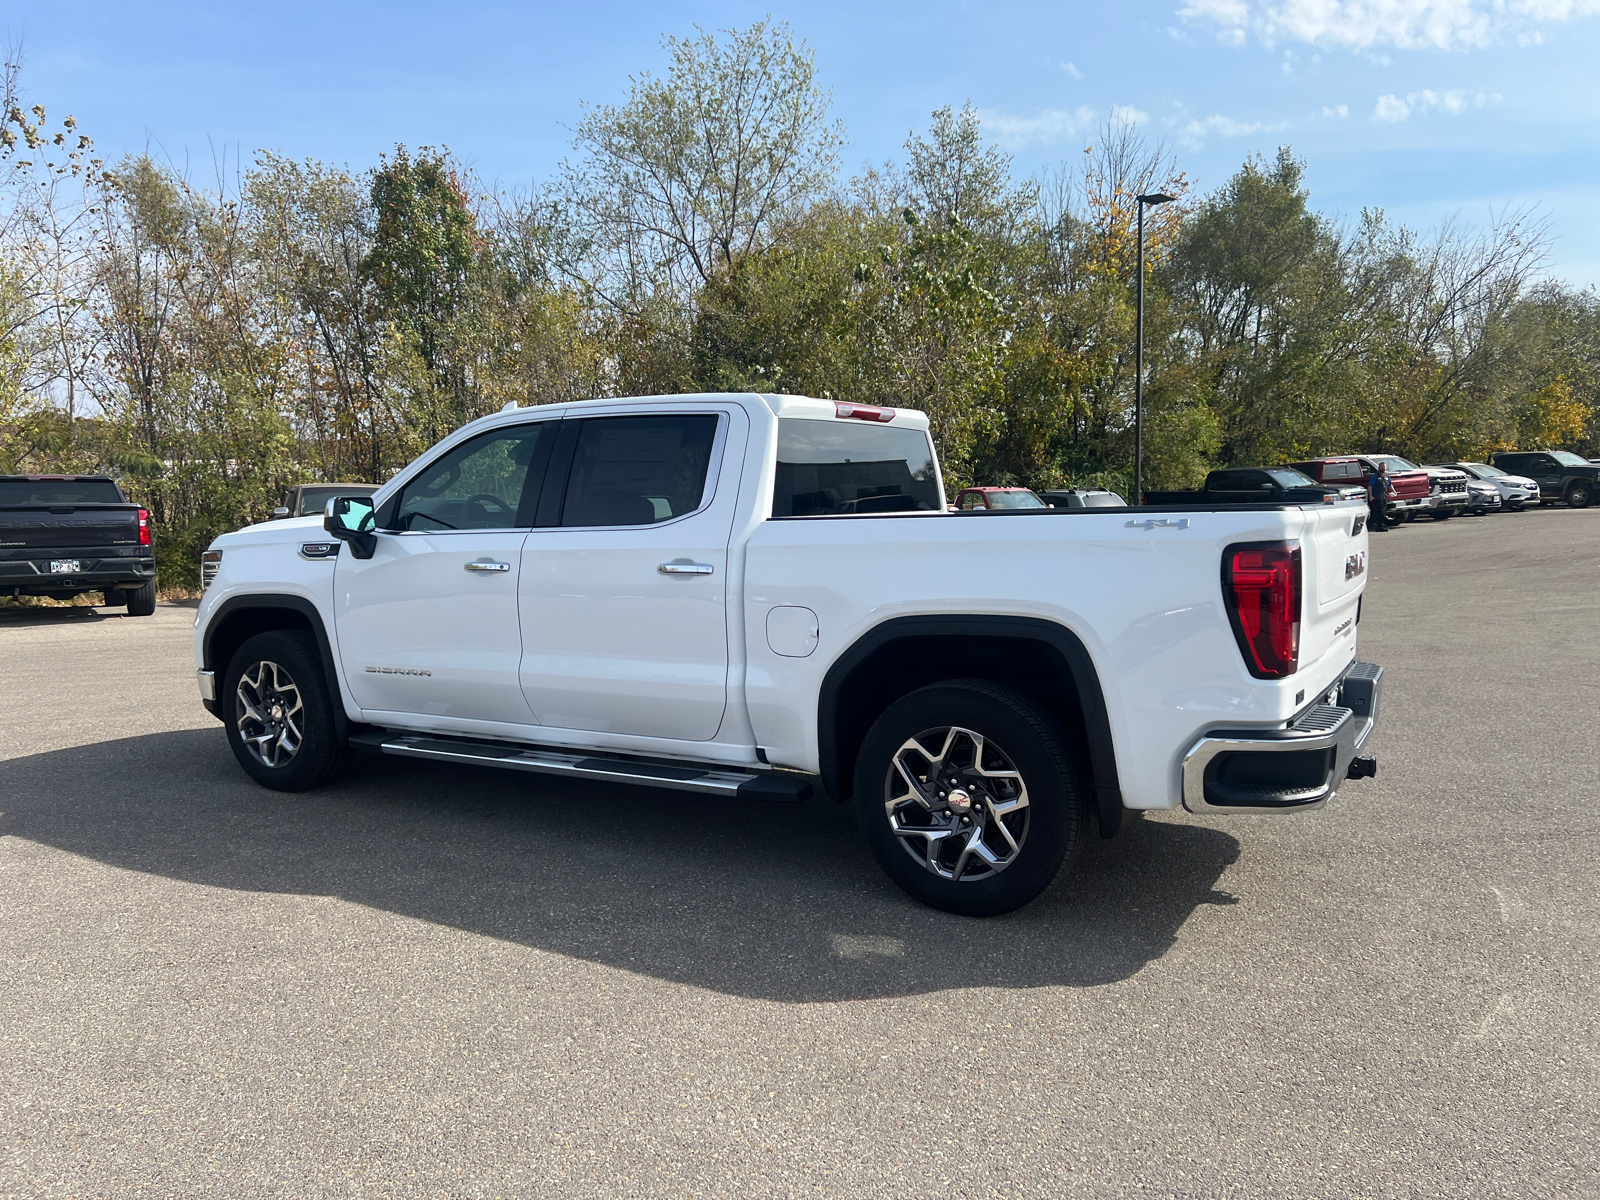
1144, 467, 1365, 507
1488, 451, 1599, 509
0, 475, 158, 614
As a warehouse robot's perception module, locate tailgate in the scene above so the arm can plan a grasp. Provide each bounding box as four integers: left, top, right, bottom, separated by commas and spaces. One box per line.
0, 505, 143, 550
1300, 502, 1368, 666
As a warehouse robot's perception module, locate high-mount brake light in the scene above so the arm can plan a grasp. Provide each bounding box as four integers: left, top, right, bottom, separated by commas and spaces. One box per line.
137, 508, 151, 547
1222, 541, 1301, 678
834, 402, 896, 423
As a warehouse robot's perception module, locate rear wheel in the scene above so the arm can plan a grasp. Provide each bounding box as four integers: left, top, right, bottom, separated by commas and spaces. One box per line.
853, 679, 1088, 916
125, 580, 157, 616
1566, 482, 1593, 509
224, 630, 348, 791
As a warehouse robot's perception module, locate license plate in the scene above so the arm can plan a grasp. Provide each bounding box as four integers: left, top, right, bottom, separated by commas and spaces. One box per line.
49, 559, 81, 574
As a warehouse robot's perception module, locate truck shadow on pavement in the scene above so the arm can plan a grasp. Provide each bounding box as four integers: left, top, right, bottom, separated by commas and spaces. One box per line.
2, 728, 1242, 1001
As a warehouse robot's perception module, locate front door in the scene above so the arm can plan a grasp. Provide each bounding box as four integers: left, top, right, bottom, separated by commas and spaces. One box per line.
335, 420, 555, 724
519, 409, 742, 742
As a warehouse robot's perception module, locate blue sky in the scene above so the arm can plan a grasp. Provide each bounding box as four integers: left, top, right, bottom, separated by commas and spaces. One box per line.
15, 0, 1600, 284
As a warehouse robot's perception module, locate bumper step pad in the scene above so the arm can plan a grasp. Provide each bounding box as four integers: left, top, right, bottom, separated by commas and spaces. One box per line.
348, 730, 812, 802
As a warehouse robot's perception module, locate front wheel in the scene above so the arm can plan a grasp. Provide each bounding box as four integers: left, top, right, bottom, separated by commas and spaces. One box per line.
224, 630, 349, 791
853, 680, 1088, 916
1567, 482, 1593, 509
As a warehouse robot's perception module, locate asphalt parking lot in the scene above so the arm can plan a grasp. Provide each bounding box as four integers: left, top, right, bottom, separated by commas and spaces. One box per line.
2, 507, 1597, 1199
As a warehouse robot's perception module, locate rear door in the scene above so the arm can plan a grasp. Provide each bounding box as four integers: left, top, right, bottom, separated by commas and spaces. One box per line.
517, 406, 744, 741
334, 420, 556, 724
1523, 454, 1565, 497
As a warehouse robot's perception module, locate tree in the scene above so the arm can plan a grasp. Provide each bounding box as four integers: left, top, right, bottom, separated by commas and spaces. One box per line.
554, 20, 843, 325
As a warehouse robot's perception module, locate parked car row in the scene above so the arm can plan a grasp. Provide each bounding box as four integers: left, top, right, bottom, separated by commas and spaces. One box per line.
946, 447, 1587, 527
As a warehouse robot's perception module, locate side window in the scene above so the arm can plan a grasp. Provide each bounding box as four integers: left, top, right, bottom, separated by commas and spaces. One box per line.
959, 491, 985, 510
560, 414, 720, 527
391, 423, 552, 531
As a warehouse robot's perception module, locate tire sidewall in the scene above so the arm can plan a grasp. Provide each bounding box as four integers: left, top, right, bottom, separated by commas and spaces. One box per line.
223, 630, 344, 791
853, 681, 1085, 917
1568, 483, 1592, 508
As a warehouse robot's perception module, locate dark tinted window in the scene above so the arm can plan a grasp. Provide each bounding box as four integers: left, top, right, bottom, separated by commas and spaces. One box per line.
392, 423, 552, 531
773, 419, 941, 517
0, 478, 124, 505
295, 485, 376, 517
561, 415, 720, 527
1320, 461, 1362, 481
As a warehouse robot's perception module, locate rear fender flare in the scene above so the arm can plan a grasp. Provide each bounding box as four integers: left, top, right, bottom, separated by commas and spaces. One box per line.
818, 614, 1124, 836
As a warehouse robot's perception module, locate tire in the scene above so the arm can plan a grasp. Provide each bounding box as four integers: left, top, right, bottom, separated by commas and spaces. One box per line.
125, 580, 157, 616
1566, 482, 1593, 509
853, 679, 1088, 917
1430, 509, 1452, 520
223, 630, 349, 791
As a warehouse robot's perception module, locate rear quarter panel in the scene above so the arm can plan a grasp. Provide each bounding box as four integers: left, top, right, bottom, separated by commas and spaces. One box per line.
743, 503, 1367, 810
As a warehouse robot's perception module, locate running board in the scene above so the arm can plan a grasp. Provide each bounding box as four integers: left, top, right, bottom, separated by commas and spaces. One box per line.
348, 730, 812, 802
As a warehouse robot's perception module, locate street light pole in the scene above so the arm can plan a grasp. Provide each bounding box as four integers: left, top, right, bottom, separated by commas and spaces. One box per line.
1134, 192, 1175, 504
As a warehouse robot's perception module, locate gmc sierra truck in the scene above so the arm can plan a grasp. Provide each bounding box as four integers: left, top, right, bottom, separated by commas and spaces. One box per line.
193, 394, 1384, 916
1, 475, 157, 613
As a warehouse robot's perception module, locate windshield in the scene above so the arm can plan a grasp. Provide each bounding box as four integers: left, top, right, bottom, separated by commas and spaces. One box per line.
986, 490, 1046, 509
1459, 462, 1502, 479
1368, 454, 1418, 472
1551, 451, 1590, 467
1265, 467, 1317, 488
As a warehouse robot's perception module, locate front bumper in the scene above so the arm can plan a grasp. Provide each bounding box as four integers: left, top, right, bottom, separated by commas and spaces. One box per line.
1182, 661, 1383, 815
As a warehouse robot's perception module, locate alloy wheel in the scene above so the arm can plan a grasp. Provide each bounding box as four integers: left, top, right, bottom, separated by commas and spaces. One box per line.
884, 725, 1030, 882
235, 659, 305, 769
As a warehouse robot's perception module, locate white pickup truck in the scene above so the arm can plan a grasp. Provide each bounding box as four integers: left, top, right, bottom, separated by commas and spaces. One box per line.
194, 393, 1383, 915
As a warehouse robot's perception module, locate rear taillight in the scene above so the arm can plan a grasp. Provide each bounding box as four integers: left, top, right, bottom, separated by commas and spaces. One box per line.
834, 401, 895, 422
137, 508, 151, 546
1223, 541, 1301, 678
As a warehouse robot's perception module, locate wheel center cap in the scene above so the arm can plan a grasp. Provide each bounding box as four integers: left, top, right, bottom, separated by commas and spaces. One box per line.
270, 704, 283, 721
947, 788, 973, 814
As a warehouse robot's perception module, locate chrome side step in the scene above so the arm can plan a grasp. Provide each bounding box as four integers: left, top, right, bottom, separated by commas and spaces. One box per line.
348, 730, 812, 802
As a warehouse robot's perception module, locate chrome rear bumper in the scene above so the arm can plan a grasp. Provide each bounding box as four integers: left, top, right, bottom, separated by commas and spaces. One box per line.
1182, 661, 1383, 815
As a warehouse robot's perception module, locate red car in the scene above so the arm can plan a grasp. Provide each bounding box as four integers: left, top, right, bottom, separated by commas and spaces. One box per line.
953, 487, 1048, 511
1291, 456, 1431, 521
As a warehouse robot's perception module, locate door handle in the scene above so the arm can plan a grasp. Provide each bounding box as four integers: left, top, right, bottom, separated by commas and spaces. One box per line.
658, 561, 715, 576
464, 560, 511, 573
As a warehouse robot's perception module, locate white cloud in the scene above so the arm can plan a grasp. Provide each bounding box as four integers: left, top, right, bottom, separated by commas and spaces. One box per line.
1111, 104, 1151, 126
1372, 88, 1503, 120
1177, 112, 1291, 148
1059, 60, 1084, 78
978, 105, 1097, 148
1322, 103, 1351, 117
1179, 0, 1600, 51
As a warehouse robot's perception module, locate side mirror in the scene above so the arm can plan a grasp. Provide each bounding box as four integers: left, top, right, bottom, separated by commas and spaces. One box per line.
271, 506, 290, 519
324, 496, 378, 560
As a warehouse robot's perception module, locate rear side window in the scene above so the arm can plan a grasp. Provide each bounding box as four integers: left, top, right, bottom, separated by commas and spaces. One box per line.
560, 415, 720, 527
0, 478, 123, 505
773, 419, 942, 517
392, 423, 552, 531
1321, 461, 1361, 481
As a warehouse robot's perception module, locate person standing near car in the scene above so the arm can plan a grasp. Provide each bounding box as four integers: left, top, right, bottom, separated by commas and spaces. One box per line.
1368, 461, 1392, 531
